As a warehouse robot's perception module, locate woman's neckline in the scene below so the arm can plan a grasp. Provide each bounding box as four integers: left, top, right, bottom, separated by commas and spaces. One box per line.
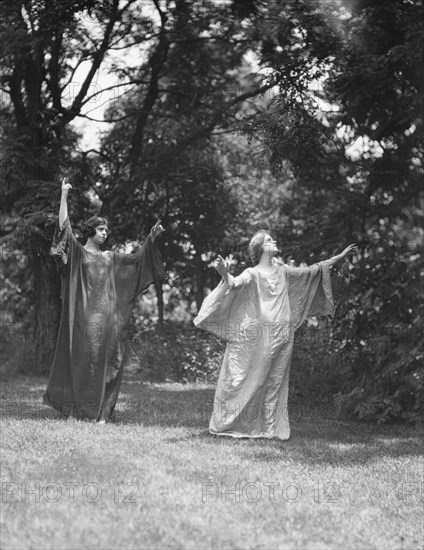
253, 265, 277, 276
83, 246, 107, 254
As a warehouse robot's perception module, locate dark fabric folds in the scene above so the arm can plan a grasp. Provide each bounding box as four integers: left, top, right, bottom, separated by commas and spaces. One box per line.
44, 217, 165, 420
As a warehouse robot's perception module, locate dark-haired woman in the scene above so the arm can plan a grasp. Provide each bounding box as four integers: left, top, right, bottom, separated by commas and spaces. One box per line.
44, 177, 166, 422
194, 230, 356, 440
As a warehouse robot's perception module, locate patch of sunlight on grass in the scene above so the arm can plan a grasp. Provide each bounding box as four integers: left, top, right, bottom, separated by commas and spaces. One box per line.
1, 374, 423, 550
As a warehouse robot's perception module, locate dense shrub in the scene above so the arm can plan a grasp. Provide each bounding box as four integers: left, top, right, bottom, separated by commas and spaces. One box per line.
126, 322, 224, 383
329, 248, 423, 424
288, 246, 423, 426
0, 333, 37, 377
290, 319, 337, 403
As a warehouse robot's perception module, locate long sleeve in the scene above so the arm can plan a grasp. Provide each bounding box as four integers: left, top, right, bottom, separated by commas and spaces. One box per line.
226, 269, 253, 289
285, 261, 334, 331
113, 234, 166, 307
193, 268, 254, 340
133, 234, 166, 296
50, 217, 80, 272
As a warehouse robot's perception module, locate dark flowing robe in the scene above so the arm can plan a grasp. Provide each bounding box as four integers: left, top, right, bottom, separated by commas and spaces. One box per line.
194, 261, 334, 440
44, 217, 166, 421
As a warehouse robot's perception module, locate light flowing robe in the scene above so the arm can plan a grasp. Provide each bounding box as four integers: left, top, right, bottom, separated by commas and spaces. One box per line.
194, 262, 334, 440
44, 217, 166, 421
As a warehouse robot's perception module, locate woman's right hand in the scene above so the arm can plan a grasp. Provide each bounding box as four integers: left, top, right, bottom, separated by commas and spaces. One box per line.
214, 255, 229, 279
61, 177, 72, 198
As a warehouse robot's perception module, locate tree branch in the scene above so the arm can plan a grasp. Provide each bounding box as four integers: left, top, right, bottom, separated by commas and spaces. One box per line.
9, 65, 28, 129
48, 29, 64, 113
66, 0, 121, 120
127, 0, 170, 177
79, 79, 149, 106
60, 55, 90, 92
75, 111, 133, 123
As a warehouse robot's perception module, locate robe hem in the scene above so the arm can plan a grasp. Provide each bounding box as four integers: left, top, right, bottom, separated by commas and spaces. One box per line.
43, 391, 102, 421
209, 429, 289, 441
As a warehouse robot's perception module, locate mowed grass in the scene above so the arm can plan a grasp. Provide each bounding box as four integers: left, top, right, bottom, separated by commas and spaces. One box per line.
0, 374, 423, 550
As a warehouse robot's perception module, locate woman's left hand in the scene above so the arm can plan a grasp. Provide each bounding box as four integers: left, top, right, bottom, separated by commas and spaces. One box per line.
150, 220, 165, 242
341, 243, 358, 258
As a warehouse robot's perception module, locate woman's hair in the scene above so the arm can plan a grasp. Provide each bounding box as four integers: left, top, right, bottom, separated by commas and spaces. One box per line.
81, 216, 109, 239
248, 230, 269, 264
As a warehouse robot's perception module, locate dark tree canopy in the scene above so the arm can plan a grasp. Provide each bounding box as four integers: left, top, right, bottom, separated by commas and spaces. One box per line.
1, 0, 422, 422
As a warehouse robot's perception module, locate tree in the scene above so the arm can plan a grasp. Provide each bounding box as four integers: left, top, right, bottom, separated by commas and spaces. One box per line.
0, 0, 166, 369
242, 0, 424, 421
95, 0, 277, 311
0, 0, 274, 369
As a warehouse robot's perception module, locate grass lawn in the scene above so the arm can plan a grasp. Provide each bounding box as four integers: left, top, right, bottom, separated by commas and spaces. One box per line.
1, 373, 423, 550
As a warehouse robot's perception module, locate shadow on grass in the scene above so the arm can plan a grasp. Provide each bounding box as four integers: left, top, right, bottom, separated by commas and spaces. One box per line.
1, 374, 423, 466
111, 376, 424, 466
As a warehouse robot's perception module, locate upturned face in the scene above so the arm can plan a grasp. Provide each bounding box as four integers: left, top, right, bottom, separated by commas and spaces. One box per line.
92, 224, 108, 245
262, 234, 278, 257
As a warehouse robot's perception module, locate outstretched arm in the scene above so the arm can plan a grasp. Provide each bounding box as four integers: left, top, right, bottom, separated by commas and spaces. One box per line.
212, 255, 252, 288
214, 255, 230, 283
149, 220, 165, 243
59, 177, 72, 229
323, 243, 358, 265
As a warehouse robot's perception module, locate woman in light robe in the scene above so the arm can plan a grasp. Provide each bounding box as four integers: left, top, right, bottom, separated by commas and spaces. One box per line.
194, 231, 356, 440
44, 177, 166, 423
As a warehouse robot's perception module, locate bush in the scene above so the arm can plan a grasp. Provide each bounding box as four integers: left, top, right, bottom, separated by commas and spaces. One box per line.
290, 319, 336, 402
328, 247, 423, 424
0, 329, 38, 377
125, 322, 224, 383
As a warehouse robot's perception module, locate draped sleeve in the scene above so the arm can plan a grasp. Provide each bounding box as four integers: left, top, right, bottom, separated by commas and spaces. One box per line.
49, 217, 81, 272
226, 269, 253, 289
113, 235, 166, 308
193, 268, 255, 341
285, 260, 334, 331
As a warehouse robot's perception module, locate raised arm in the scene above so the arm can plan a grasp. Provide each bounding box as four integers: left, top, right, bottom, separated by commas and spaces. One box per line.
213, 255, 252, 288
59, 177, 72, 229
321, 243, 358, 266
214, 255, 230, 283
148, 219, 165, 244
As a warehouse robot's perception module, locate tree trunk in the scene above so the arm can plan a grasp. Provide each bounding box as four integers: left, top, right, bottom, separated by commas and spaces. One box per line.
155, 282, 164, 327
33, 253, 61, 373
195, 260, 205, 313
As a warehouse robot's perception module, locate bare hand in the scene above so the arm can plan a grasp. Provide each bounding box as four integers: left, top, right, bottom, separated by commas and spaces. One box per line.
61, 177, 72, 197
150, 220, 165, 242
213, 255, 229, 279
341, 243, 358, 258
273, 256, 284, 266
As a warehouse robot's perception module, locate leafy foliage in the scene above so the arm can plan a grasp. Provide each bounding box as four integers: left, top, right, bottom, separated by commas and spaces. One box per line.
1, 0, 422, 424
242, 0, 423, 422
126, 323, 223, 383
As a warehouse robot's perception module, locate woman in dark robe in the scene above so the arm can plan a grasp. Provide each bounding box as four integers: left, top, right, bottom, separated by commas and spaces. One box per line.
44, 177, 166, 422
194, 231, 357, 440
